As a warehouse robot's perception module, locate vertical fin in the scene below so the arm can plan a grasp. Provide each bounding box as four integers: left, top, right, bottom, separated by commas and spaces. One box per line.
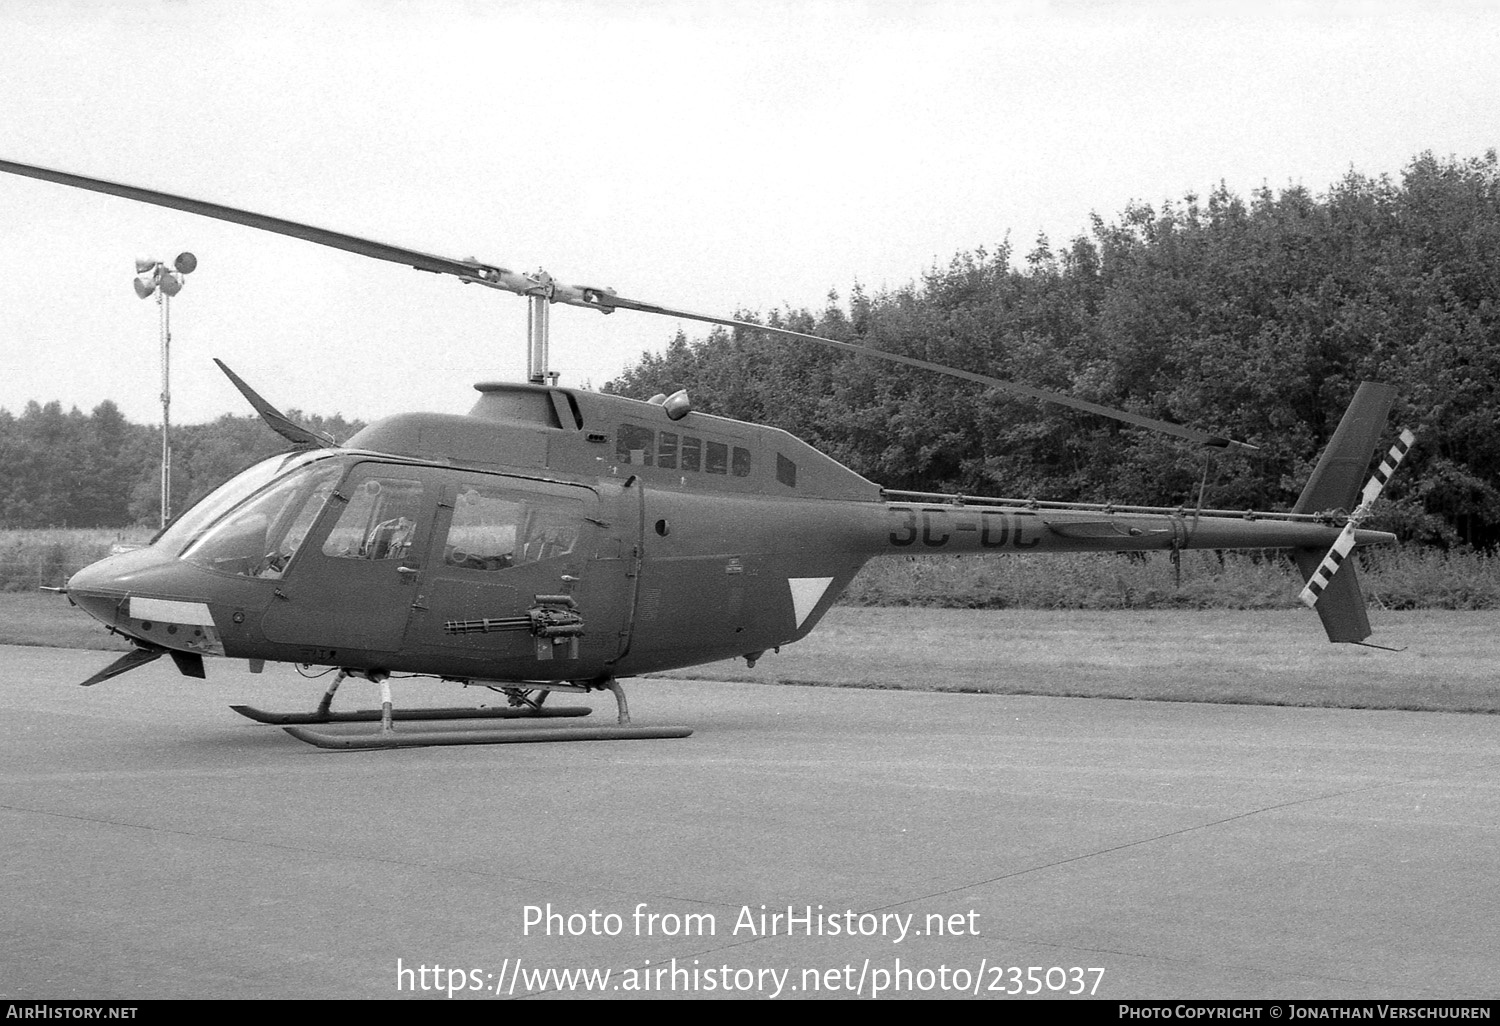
1293, 382, 1397, 514
1290, 382, 1411, 645
1298, 428, 1416, 610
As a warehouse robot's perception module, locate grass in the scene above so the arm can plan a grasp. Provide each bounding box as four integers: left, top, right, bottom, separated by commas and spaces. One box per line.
0, 528, 154, 592
843, 549, 1500, 610
646, 607, 1500, 714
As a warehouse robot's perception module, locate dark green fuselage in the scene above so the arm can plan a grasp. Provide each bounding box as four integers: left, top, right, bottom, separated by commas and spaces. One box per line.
67, 383, 1390, 685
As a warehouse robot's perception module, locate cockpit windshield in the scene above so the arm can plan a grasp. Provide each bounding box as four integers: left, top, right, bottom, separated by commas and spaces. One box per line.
160, 452, 350, 577
156, 450, 337, 558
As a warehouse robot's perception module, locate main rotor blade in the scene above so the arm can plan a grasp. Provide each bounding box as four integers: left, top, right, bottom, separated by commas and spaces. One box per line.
592, 295, 1260, 452
1, 157, 1256, 450
0, 158, 502, 280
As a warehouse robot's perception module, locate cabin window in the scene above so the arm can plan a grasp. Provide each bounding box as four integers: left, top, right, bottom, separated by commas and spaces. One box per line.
777, 453, 797, 487
617, 424, 655, 465
440, 479, 580, 571
444, 487, 523, 571
732, 446, 752, 477
322, 474, 427, 562
658, 432, 678, 470
680, 435, 702, 472
706, 441, 728, 475
516, 504, 580, 564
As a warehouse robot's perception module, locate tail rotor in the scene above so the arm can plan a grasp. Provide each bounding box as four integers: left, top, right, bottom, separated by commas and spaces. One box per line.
1298, 428, 1416, 611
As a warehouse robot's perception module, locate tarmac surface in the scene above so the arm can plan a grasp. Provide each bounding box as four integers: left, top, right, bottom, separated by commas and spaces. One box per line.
1, 643, 1497, 1001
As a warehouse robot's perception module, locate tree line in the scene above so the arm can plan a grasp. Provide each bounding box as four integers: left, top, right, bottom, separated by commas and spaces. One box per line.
6, 152, 1497, 545
0, 401, 361, 528
605, 151, 1500, 547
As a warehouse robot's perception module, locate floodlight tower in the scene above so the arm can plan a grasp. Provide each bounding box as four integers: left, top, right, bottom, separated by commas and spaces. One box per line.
133, 253, 197, 528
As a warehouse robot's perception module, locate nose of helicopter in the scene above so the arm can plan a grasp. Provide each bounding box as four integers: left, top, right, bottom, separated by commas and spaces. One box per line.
66, 573, 118, 627
67, 548, 226, 656
66, 549, 149, 626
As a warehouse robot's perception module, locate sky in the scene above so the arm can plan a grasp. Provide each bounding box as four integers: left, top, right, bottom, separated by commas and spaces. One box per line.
0, 0, 1497, 427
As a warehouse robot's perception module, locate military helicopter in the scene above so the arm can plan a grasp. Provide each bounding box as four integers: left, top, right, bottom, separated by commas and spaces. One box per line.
0, 158, 1413, 750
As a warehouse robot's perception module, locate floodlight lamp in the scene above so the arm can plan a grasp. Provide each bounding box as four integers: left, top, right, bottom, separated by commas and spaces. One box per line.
135, 257, 158, 274
174, 252, 197, 274
158, 274, 183, 297
133, 277, 156, 299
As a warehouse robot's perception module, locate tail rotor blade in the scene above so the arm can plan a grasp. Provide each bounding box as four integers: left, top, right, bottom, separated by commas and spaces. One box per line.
1299, 428, 1416, 609
1297, 522, 1362, 610
1356, 428, 1418, 510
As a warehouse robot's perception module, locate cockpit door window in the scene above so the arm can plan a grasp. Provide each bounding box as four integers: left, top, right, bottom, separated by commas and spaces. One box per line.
322, 475, 428, 561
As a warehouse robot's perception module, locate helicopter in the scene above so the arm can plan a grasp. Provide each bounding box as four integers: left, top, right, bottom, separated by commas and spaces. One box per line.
0, 158, 1413, 750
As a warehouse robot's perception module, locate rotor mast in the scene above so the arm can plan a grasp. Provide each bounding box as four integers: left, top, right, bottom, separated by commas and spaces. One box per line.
451, 265, 620, 386
526, 274, 554, 386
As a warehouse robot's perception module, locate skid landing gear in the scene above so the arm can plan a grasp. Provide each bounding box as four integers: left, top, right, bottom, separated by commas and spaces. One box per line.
230, 669, 593, 725
238, 672, 691, 750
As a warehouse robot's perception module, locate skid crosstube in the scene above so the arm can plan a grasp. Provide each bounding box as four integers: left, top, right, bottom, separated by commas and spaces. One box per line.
229, 704, 591, 725
283, 724, 694, 750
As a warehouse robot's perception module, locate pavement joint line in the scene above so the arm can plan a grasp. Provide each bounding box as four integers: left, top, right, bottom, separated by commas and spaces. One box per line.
0, 799, 737, 911
861, 779, 1408, 913
525, 779, 1415, 1001
515, 781, 1421, 1004
942, 931, 1401, 994
512, 912, 1396, 1002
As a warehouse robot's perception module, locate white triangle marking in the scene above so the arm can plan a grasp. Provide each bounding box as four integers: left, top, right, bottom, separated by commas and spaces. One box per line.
788, 577, 834, 628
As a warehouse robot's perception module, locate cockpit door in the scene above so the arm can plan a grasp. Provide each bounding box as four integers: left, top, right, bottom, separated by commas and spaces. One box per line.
401, 474, 632, 678
260, 462, 437, 655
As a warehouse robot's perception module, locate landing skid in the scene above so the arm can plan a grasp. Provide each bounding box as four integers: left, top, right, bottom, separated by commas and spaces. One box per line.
283, 723, 693, 750
229, 704, 592, 725
241, 672, 691, 750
